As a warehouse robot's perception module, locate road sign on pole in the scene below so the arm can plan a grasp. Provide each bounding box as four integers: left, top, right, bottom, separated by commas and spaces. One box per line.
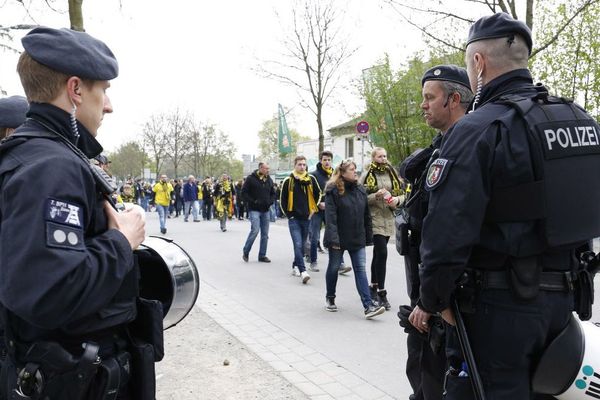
356, 120, 369, 134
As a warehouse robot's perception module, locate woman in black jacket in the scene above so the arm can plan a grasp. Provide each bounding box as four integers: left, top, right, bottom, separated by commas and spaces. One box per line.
323, 160, 385, 319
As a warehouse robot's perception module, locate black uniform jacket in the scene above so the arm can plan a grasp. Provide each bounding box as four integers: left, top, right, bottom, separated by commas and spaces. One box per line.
323, 180, 373, 251
0, 103, 136, 343
242, 170, 275, 212
418, 69, 575, 313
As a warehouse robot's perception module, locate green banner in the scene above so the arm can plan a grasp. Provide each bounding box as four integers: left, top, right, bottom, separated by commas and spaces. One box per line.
278, 104, 293, 154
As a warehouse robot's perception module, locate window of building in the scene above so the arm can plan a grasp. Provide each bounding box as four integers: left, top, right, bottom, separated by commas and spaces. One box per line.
345, 137, 354, 158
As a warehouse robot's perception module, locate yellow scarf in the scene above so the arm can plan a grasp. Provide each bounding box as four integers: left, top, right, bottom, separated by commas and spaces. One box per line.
323, 166, 333, 176
287, 171, 319, 214
364, 162, 402, 196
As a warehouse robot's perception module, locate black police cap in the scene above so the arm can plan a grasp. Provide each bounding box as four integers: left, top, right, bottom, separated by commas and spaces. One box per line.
421, 65, 470, 90
466, 12, 533, 55
0, 96, 28, 128
21, 27, 118, 80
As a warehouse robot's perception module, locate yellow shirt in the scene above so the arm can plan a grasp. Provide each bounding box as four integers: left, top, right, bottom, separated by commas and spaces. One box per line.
152, 181, 173, 206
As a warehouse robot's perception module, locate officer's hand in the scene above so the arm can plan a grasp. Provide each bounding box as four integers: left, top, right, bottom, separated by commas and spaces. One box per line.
318, 202, 325, 210
408, 305, 431, 334
440, 308, 455, 326
104, 201, 146, 249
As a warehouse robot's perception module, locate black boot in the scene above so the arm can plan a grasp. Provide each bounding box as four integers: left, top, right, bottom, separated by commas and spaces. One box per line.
378, 289, 391, 311
369, 286, 379, 306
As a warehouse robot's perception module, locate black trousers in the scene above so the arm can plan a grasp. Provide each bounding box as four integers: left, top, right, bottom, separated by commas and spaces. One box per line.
370, 234, 389, 289
404, 240, 445, 400
446, 289, 573, 400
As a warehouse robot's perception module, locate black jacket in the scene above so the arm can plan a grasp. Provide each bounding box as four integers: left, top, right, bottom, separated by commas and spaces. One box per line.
242, 170, 275, 212
279, 173, 322, 220
0, 103, 136, 343
323, 180, 373, 251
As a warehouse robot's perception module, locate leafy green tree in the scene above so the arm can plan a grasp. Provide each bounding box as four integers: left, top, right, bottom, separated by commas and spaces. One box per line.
532, 0, 600, 118
361, 51, 464, 164
107, 141, 148, 180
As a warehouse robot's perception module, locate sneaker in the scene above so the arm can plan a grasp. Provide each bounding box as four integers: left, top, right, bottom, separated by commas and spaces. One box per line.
378, 290, 391, 311
301, 271, 311, 284
193, 220, 200, 222
325, 297, 337, 312
184, 218, 188, 222
160, 228, 167, 234
308, 262, 319, 272
338, 263, 352, 274
258, 256, 271, 263
242, 254, 249, 262
292, 266, 301, 277
364, 304, 385, 319
318, 244, 325, 254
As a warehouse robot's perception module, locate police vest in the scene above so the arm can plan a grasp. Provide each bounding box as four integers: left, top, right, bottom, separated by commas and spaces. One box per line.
486, 86, 600, 247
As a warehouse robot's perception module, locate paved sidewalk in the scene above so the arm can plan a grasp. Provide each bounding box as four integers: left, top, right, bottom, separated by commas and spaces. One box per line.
196, 282, 395, 400
156, 302, 309, 399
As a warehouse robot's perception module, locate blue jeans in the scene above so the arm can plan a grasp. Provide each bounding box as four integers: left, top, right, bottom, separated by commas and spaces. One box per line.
243, 210, 270, 258
309, 211, 324, 263
288, 218, 310, 272
326, 247, 372, 309
156, 204, 169, 230
184, 200, 199, 221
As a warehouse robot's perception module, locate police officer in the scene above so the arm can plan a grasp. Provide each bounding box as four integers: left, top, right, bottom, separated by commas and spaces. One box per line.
0, 95, 28, 140
0, 27, 149, 399
399, 65, 472, 400
409, 13, 600, 399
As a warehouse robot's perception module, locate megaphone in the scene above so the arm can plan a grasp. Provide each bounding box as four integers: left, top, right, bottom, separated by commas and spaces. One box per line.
533, 313, 600, 399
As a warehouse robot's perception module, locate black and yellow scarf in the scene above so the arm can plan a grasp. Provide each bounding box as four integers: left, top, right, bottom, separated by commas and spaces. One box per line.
287, 171, 319, 214
319, 163, 333, 178
364, 162, 402, 196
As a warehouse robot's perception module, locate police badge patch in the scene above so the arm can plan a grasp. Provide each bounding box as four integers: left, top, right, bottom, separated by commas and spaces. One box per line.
425, 158, 451, 191
45, 198, 83, 228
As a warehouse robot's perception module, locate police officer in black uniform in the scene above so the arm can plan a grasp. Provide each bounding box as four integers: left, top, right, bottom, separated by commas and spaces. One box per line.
399, 65, 472, 400
0, 96, 28, 140
409, 13, 600, 399
0, 27, 151, 399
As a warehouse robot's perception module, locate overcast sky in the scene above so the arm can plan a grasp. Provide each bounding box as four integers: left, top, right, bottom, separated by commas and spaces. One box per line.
0, 0, 482, 155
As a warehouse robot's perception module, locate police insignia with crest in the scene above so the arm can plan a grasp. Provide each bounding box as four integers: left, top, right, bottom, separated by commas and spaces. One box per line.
425, 159, 451, 190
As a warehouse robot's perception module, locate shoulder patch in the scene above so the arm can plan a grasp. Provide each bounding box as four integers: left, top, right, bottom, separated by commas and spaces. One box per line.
45, 198, 83, 228
425, 159, 452, 191
46, 221, 85, 251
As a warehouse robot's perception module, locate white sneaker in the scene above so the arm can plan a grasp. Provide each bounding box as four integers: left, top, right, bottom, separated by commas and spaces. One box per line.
301, 271, 311, 284
292, 266, 301, 277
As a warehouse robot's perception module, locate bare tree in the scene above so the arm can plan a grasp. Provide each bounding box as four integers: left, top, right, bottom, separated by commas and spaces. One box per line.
383, 0, 599, 58
142, 113, 169, 176
164, 109, 191, 178
259, 0, 356, 154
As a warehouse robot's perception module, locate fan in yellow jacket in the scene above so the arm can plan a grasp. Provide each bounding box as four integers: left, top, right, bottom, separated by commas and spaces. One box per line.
152, 174, 173, 234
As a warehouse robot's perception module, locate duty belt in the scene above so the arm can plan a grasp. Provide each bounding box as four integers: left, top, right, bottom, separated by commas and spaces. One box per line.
474, 270, 574, 292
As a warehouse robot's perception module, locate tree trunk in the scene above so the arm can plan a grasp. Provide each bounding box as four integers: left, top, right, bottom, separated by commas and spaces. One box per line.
317, 109, 324, 155
68, 0, 85, 31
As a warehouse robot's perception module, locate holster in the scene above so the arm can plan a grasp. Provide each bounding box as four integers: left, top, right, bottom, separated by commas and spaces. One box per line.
574, 269, 594, 321
126, 297, 163, 400
508, 256, 542, 301
12, 341, 100, 400
129, 297, 164, 362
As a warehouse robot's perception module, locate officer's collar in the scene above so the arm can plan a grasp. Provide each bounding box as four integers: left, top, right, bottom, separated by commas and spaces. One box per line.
472, 69, 533, 111
24, 102, 103, 159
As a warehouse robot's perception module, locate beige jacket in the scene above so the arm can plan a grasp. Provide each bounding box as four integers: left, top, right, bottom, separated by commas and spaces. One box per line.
362, 170, 403, 237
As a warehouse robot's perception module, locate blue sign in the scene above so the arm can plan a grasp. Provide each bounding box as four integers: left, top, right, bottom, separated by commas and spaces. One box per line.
356, 120, 369, 134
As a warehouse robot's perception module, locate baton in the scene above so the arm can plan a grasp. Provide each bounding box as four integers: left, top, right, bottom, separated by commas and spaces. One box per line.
452, 298, 486, 400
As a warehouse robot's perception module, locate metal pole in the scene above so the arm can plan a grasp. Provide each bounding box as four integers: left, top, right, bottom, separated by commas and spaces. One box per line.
361, 136, 365, 172
452, 298, 486, 400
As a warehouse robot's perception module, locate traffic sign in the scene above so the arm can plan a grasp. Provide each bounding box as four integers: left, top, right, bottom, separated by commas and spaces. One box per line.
356, 120, 369, 134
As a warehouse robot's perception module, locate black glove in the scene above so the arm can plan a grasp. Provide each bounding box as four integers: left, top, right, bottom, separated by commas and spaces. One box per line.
397, 305, 426, 338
